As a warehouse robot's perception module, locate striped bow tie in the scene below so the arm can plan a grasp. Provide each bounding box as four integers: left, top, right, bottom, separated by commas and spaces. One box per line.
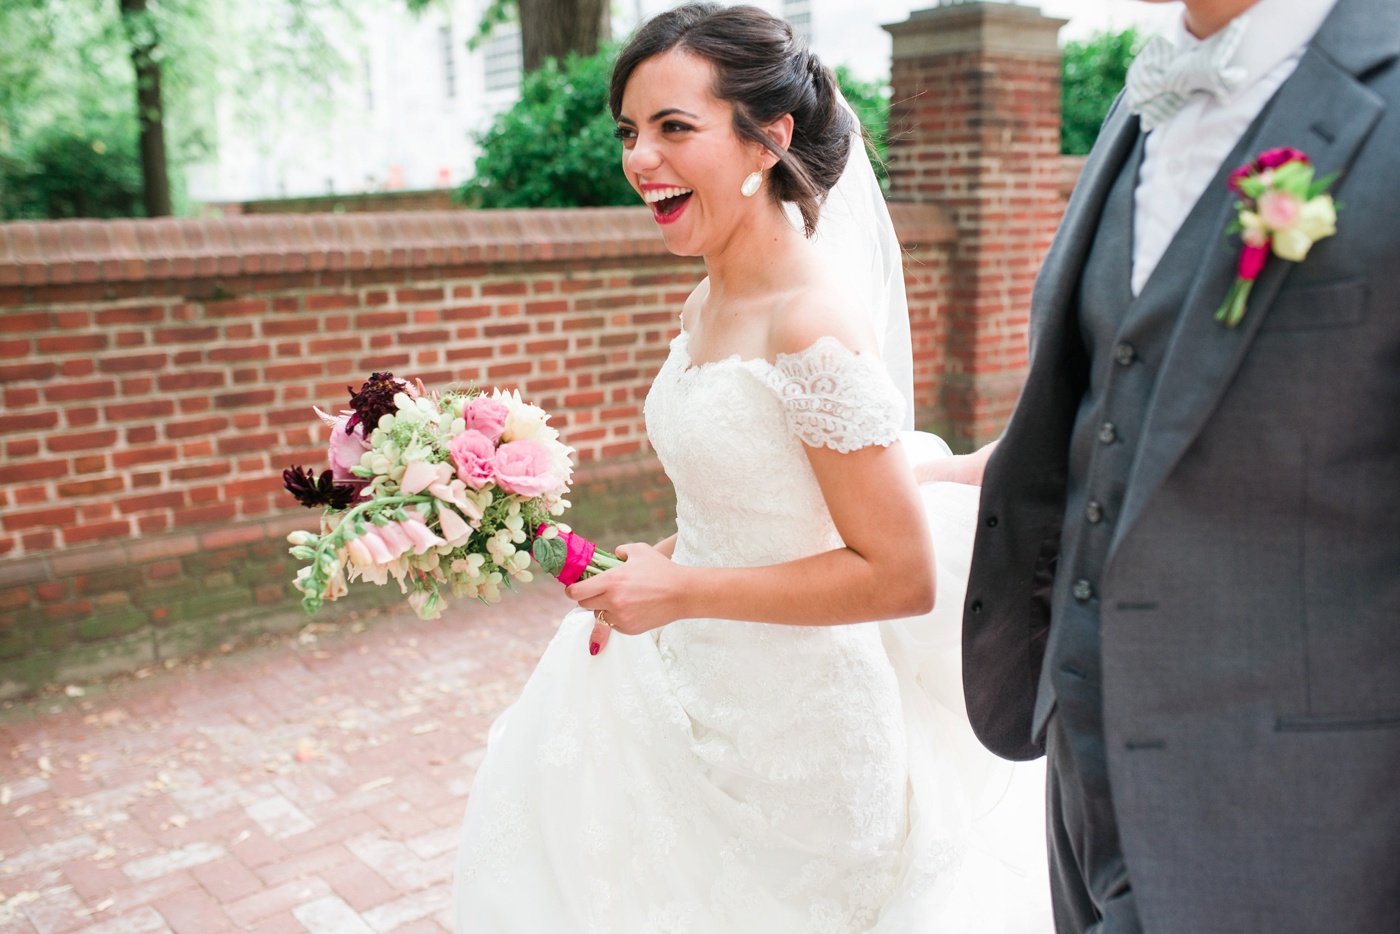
1125, 16, 1249, 131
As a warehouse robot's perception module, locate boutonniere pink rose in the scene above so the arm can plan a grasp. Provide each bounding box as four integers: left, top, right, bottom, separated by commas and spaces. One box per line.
1217, 147, 1339, 327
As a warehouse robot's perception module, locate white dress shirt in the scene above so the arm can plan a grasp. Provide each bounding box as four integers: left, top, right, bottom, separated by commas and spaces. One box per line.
1131, 0, 1340, 296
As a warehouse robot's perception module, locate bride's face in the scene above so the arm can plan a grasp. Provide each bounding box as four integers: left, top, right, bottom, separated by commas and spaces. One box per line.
616, 50, 777, 256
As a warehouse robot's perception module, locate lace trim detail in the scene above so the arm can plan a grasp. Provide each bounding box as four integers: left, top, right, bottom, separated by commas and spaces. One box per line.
762, 336, 905, 454
673, 331, 905, 454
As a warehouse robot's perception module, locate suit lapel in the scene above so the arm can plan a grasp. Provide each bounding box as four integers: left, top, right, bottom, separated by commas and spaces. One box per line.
1110, 11, 1394, 558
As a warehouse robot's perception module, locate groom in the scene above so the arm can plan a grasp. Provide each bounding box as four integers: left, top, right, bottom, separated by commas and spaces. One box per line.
951, 0, 1400, 930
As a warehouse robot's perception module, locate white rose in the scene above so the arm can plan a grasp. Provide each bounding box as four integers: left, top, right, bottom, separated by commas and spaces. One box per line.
1296, 195, 1337, 243
492, 389, 556, 444
1272, 227, 1315, 263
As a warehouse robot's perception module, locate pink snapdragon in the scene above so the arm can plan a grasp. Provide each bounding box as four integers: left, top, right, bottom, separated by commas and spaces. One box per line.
399, 515, 447, 555
399, 460, 443, 496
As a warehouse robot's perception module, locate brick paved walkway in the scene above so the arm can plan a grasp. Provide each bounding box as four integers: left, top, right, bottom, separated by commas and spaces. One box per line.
0, 583, 575, 933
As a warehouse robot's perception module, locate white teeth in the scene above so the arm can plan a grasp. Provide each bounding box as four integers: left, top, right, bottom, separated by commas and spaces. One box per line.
644, 186, 692, 203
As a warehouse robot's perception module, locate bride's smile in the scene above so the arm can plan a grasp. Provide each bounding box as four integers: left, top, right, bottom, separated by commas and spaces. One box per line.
615, 50, 782, 258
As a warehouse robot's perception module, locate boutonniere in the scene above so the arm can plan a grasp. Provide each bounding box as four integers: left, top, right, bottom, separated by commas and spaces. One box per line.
1216, 147, 1339, 327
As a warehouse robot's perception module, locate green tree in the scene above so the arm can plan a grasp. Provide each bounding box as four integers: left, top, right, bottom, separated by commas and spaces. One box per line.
1061, 28, 1147, 156
459, 48, 634, 209
0, 0, 352, 219
449, 0, 610, 73
834, 65, 891, 186
462, 51, 894, 210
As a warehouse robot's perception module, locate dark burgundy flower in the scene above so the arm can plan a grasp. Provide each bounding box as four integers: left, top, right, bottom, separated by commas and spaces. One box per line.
346, 372, 402, 434
1255, 147, 1309, 171
283, 466, 358, 510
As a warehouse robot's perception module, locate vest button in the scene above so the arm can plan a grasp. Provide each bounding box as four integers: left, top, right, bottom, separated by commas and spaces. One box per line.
1072, 579, 1094, 602
1085, 501, 1103, 524
1098, 422, 1117, 445
985, 515, 998, 528
1114, 342, 1137, 366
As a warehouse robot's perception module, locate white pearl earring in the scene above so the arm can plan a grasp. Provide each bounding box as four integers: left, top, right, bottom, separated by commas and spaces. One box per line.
740, 171, 762, 197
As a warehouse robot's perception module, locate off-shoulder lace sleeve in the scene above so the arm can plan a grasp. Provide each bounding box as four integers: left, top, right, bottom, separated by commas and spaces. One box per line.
762, 336, 906, 453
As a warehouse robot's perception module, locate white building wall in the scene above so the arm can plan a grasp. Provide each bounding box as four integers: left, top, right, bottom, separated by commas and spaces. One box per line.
187, 0, 1177, 204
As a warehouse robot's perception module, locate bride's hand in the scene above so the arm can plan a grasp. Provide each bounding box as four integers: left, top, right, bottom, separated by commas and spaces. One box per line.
913, 439, 999, 486
566, 542, 691, 655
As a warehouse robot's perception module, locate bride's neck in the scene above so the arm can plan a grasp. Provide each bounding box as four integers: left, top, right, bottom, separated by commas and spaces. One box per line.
702, 204, 808, 306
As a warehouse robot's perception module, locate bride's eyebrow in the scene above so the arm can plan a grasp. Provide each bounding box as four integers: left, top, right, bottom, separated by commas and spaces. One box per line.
616, 108, 701, 128
649, 108, 700, 123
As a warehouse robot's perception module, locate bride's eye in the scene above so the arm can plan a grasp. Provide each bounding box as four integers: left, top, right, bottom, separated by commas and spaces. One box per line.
613, 125, 637, 144
662, 121, 693, 134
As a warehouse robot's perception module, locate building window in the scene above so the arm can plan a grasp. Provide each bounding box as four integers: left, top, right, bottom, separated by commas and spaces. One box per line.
484, 24, 523, 94
440, 24, 456, 99
783, 0, 812, 43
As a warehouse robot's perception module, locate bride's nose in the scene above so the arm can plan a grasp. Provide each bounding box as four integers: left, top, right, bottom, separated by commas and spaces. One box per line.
626, 136, 663, 176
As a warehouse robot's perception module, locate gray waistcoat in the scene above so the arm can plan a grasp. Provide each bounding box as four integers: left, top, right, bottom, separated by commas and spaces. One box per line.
1034, 122, 1265, 741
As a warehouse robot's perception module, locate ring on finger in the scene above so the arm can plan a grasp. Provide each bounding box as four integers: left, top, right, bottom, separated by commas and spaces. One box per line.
596, 610, 614, 630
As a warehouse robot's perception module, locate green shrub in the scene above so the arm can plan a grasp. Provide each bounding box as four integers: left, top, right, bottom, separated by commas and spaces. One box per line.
0, 114, 145, 220
460, 50, 893, 209
459, 48, 635, 209
1061, 28, 1148, 156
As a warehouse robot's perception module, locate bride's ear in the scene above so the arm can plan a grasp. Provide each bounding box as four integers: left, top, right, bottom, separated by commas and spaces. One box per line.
757, 113, 795, 169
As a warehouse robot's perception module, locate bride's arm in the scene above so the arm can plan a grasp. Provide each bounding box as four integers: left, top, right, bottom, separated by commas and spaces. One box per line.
568, 439, 934, 636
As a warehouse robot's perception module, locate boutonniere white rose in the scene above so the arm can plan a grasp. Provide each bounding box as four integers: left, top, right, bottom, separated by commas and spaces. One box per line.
1216, 147, 1339, 328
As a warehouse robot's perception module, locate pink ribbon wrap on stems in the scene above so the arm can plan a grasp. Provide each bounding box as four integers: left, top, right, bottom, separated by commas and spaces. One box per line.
557, 529, 597, 586
1237, 242, 1270, 281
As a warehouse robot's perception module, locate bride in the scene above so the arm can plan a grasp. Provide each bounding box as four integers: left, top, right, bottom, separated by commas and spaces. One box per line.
454, 4, 1049, 931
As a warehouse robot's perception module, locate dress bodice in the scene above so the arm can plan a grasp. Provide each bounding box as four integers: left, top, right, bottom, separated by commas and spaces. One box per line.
644, 328, 905, 570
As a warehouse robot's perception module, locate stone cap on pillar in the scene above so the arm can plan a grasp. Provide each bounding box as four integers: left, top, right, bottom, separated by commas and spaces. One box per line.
884, 2, 1068, 61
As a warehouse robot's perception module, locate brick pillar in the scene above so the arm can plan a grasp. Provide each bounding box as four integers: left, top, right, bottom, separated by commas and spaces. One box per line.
885, 2, 1067, 450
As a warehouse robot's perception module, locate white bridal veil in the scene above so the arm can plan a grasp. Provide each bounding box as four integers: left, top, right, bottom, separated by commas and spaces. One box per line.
804, 96, 1053, 931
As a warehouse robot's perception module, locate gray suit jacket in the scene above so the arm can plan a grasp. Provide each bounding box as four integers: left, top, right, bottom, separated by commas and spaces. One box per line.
962, 0, 1400, 929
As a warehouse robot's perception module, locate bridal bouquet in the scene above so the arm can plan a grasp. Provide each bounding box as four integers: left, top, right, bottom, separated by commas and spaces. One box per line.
282, 372, 614, 620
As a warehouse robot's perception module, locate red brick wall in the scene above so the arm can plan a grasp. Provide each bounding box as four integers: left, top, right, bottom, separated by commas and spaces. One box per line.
0, 206, 954, 696
886, 3, 1067, 447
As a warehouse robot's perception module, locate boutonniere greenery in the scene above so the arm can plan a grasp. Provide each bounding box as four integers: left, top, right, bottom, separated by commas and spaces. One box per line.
1217, 147, 1339, 327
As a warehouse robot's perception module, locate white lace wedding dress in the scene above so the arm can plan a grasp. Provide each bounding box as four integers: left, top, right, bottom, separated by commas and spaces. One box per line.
453, 329, 1051, 933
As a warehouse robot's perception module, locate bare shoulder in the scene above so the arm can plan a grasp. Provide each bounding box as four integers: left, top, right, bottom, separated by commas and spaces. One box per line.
766, 268, 879, 360
679, 277, 710, 332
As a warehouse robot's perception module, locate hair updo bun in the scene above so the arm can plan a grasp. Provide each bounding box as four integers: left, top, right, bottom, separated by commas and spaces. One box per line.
609, 2, 854, 236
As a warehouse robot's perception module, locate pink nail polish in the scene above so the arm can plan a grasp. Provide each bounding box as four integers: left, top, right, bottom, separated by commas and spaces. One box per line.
590, 642, 599, 656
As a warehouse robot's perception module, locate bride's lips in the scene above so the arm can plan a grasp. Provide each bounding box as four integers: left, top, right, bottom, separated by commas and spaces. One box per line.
651, 194, 691, 226
641, 184, 693, 226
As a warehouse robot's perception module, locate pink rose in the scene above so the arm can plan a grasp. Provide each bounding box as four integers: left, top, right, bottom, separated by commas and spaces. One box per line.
492, 440, 559, 497
325, 414, 371, 485
1257, 190, 1302, 230
448, 429, 497, 490
464, 396, 510, 444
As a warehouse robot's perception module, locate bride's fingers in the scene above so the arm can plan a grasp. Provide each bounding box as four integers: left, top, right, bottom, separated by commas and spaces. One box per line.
565, 576, 604, 602
588, 616, 611, 656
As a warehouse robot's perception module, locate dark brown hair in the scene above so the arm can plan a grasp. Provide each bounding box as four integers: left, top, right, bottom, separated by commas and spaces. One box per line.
609, 2, 853, 236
